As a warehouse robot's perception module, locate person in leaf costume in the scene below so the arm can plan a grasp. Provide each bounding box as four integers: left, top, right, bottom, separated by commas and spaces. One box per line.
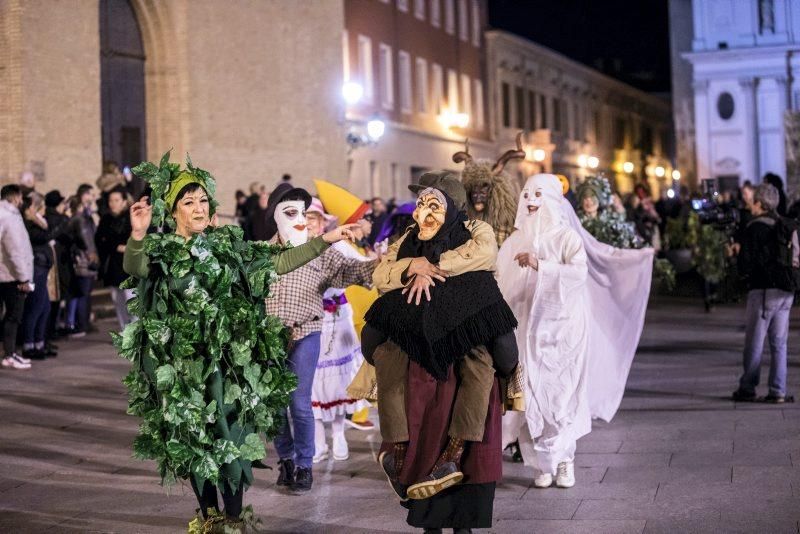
113, 152, 359, 531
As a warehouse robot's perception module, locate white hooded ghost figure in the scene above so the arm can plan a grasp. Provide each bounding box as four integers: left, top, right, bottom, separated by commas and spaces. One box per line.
497, 173, 591, 476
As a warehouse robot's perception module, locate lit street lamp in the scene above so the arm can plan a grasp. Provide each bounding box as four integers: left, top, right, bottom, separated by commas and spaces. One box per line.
587, 156, 599, 169
622, 161, 634, 174
533, 148, 546, 162
672, 170, 681, 181
655, 166, 665, 178
366, 119, 385, 141
342, 82, 363, 105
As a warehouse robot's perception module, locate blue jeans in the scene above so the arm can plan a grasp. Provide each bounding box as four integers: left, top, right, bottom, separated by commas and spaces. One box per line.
67, 276, 94, 331
740, 289, 794, 397
273, 332, 321, 468
21, 267, 50, 344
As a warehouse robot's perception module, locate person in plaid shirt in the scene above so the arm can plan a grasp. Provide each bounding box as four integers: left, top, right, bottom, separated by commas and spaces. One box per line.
264, 183, 377, 494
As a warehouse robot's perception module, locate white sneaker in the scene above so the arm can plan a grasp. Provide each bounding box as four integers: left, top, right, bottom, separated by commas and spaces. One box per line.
312, 444, 329, 464
533, 472, 553, 488
332, 435, 349, 461
15, 354, 31, 364
556, 461, 575, 488
2, 354, 31, 370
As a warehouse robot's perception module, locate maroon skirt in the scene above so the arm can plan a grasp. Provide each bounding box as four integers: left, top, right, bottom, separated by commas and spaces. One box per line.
380, 360, 503, 528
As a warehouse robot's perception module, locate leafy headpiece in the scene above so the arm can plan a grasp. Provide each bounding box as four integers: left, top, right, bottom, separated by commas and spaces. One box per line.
132, 151, 219, 228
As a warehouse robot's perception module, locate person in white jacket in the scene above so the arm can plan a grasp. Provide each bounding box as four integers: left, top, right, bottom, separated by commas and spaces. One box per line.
497, 174, 591, 489
0, 185, 35, 370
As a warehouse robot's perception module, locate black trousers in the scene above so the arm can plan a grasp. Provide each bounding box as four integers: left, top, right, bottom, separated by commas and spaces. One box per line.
0, 282, 27, 356
190, 478, 244, 519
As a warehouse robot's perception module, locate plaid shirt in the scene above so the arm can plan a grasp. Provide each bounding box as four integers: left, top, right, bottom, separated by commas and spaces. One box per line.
267, 241, 377, 340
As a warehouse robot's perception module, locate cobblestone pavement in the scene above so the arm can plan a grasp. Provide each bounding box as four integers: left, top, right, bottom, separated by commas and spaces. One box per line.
2, 297, 800, 533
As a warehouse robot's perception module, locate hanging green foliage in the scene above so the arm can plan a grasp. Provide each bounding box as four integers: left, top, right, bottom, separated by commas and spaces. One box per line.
112, 153, 296, 493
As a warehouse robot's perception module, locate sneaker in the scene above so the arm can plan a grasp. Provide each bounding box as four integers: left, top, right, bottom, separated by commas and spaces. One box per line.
312, 445, 329, 464
763, 394, 786, 404
556, 461, 575, 488
332, 435, 349, 461
378, 451, 408, 501
732, 389, 757, 402
291, 467, 313, 494
406, 462, 463, 500
2, 354, 31, 370
276, 459, 295, 487
533, 471, 553, 488
68, 329, 86, 339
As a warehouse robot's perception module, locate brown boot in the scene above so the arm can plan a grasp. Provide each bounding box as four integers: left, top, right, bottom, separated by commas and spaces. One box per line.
407, 437, 465, 500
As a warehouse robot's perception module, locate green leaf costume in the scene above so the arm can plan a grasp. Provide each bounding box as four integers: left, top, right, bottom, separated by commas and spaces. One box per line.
113, 152, 326, 494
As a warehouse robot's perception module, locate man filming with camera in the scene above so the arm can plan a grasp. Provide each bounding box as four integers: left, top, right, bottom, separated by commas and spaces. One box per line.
732, 183, 798, 403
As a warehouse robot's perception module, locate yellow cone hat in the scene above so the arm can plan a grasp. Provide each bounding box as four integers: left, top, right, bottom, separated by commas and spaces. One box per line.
313, 179, 370, 224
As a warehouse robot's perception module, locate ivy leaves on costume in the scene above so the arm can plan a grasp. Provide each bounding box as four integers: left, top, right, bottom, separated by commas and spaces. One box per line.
577, 175, 642, 249
112, 153, 296, 493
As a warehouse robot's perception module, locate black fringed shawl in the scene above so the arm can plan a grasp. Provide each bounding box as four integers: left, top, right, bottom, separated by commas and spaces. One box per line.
365, 191, 517, 380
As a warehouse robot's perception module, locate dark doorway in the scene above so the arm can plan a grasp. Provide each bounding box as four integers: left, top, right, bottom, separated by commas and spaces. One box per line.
99, 0, 146, 195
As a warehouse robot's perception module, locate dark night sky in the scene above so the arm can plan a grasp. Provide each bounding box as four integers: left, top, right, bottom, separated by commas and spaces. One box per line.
488, 0, 672, 94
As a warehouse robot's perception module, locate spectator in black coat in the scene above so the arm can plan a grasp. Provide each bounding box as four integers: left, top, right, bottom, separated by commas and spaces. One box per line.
95, 187, 134, 329
43, 190, 71, 342
64, 186, 98, 337
20, 192, 65, 359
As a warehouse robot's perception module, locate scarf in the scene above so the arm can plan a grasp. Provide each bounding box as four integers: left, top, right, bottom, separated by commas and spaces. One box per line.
366, 191, 517, 380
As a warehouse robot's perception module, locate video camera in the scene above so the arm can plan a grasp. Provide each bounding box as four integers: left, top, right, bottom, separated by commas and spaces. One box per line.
691, 178, 739, 232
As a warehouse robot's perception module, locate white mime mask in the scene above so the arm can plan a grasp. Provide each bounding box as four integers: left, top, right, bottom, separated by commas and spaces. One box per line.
275, 200, 308, 246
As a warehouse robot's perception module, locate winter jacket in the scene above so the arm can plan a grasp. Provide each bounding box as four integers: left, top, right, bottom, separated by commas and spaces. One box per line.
738, 214, 788, 291
95, 211, 132, 287
0, 200, 34, 283
24, 217, 64, 271
45, 207, 73, 296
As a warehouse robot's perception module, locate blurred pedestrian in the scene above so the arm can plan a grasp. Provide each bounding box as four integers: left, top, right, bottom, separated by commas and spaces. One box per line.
366, 197, 388, 245
64, 185, 98, 338
95, 186, 134, 329
763, 173, 787, 216
44, 191, 71, 342
243, 187, 271, 241
18, 171, 36, 195
20, 192, 63, 359
733, 183, 796, 403
0, 185, 34, 370
234, 189, 247, 226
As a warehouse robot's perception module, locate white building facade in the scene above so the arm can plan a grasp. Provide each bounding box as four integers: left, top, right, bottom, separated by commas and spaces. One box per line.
682, 0, 800, 191
486, 31, 674, 196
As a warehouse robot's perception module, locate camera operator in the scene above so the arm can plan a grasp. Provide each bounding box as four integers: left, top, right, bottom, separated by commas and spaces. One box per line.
732, 183, 796, 403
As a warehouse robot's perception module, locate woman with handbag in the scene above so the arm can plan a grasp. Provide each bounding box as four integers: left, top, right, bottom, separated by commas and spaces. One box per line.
65, 188, 98, 338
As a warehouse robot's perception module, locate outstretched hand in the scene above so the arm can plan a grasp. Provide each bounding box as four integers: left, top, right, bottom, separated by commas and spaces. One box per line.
322, 224, 360, 244
130, 198, 152, 240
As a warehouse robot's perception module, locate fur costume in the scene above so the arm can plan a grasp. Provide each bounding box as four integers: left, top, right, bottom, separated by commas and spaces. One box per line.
454, 132, 525, 247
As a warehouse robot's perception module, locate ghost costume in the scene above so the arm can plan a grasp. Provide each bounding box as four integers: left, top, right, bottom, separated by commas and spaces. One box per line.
497, 174, 591, 476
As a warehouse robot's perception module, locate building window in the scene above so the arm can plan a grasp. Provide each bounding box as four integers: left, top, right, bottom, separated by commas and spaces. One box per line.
379, 43, 394, 110
540, 94, 548, 128
370, 160, 380, 197
414, 0, 425, 19
515, 86, 525, 129
458, 0, 469, 42
342, 31, 350, 81
471, 0, 480, 47
613, 117, 626, 147
473, 79, 484, 130
447, 69, 459, 111
432, 63, 444, 114
552, 97, 562, 132
641, 125, 654, 154
759, 0, 775, 34
416, 57, 429, 114
593, 109, 601, 142
444, 0, 455, 35
502, 82, 511, 128
717, 92, 735, 120
573, 102, 581, 140
460, 74, 471, 119
399, 50, 413, 114
430, 0, 440, 27
397, 0, 409, 12
358, 35, 374, 103
528, 90, 537, 130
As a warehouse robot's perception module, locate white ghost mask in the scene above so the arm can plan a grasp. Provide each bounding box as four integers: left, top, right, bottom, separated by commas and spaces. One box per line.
514, 174, 566, 249
275, 200, 309, 246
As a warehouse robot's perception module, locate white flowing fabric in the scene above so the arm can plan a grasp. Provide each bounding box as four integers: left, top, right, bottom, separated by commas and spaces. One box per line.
561, 196, 653, 421
311, 241, 371, 422
497, 174, 591, 472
